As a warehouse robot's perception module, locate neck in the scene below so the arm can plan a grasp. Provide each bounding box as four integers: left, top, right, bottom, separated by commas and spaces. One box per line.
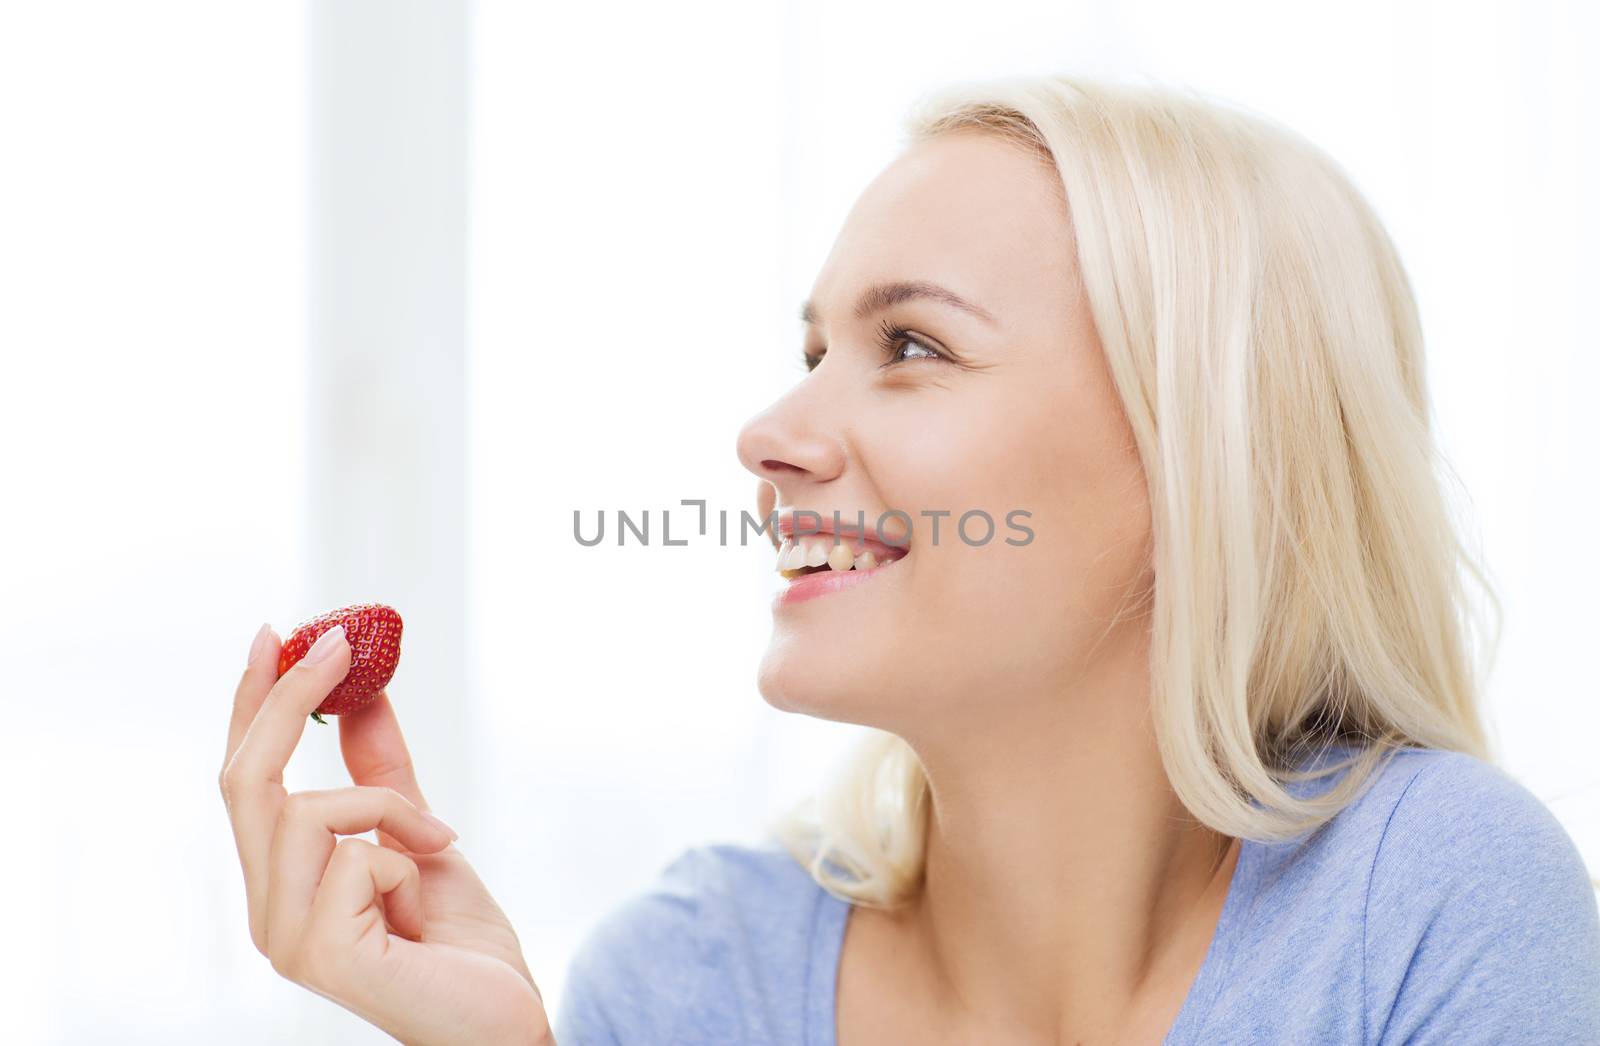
891, 631, 1241, 1041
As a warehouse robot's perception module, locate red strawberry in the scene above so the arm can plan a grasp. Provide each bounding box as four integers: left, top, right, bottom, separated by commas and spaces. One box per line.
277, 603, 404, 723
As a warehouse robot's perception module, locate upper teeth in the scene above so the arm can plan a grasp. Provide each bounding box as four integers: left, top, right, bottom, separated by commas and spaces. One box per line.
776, 536, 892, 575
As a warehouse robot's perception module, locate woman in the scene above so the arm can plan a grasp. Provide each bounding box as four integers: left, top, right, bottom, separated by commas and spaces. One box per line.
220, 74, 1600, 1044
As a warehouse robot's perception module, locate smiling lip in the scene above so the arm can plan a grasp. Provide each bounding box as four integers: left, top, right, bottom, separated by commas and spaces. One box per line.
773, 556, 900, 608
773, 508, 910, 560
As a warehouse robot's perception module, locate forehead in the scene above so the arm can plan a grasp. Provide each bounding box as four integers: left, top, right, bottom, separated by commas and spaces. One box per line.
809, 130, 1077, 324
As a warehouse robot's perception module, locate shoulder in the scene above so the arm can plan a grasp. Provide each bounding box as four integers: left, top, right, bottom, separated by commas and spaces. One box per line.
1209, 748, 1600, 1043
552, 837, 832, 1046
1365, 747, 1594, 915
565, 837, 817, 952
1360, 748, 1600, 1043
1270, 744, 1591, 883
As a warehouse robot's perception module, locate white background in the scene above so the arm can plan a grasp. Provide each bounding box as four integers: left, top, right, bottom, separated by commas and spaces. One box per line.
1, 1, 1596, 1041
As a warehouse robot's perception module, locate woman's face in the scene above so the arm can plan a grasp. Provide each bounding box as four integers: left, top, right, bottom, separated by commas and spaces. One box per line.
736, 130, 1152, 733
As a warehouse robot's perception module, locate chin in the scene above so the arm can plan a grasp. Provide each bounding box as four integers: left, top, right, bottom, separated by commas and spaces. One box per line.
755, 639, 887, 725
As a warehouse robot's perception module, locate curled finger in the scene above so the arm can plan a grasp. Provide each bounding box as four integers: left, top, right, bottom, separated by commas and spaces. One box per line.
313, 837, 425, 945
266, 786, 455, 954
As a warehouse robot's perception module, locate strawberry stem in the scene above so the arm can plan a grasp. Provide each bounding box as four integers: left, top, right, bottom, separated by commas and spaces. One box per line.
310, 711, 327, 725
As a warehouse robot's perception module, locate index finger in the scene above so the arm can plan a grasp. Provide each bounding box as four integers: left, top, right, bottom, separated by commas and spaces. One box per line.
220, 624, 352, 953
224, 623, 280, 769
228, 626, 352, 789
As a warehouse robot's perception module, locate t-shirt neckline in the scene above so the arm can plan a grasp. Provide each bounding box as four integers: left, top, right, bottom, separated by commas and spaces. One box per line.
806, 837, 1261, 1046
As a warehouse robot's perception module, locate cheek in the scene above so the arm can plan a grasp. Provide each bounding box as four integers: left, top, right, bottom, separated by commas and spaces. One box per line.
756, 374, 1152, 715
892, 388, 1152, 660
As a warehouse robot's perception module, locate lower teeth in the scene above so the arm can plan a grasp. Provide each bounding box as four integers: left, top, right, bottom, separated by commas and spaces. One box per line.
780, 556, 900, 580
781, 566, 842, 580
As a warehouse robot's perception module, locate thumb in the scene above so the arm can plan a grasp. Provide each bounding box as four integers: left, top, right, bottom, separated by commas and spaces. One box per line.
339, 689, 431, 816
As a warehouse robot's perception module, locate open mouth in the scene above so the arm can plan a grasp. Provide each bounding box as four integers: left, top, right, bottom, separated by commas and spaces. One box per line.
775, 534, 910, 580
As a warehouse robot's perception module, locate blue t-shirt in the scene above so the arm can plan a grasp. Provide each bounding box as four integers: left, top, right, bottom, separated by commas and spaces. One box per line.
552, 745, 1600, 1044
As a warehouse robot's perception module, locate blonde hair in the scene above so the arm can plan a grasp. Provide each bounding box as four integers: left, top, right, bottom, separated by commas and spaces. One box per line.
765, 73, 1512, 910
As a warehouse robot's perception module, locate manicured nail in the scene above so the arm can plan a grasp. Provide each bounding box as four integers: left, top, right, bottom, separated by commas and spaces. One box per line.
246, 622, 273, 666
421, 811, 459, 841
303, 625, 347, 665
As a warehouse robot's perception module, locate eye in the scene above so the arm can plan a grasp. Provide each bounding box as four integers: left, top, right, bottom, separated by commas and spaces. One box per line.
875, 320, 945, 366
797, 321, 947, 374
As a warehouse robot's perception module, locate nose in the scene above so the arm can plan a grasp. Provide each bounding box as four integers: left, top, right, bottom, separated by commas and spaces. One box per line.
735, 390, 848, 492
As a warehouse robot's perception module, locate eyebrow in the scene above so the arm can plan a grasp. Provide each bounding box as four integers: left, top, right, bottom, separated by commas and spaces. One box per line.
798, 280, 999, 328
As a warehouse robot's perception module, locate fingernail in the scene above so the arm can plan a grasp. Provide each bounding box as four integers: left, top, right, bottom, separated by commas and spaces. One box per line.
421, 811, 459, 841
302, 625, 347, 665
246, 622, 273, 666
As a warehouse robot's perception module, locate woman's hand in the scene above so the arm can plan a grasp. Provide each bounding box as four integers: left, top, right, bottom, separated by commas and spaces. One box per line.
219, 624, 553, 1046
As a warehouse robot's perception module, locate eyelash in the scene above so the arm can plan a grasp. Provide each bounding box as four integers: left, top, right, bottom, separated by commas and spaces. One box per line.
801, 319, 944, 373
